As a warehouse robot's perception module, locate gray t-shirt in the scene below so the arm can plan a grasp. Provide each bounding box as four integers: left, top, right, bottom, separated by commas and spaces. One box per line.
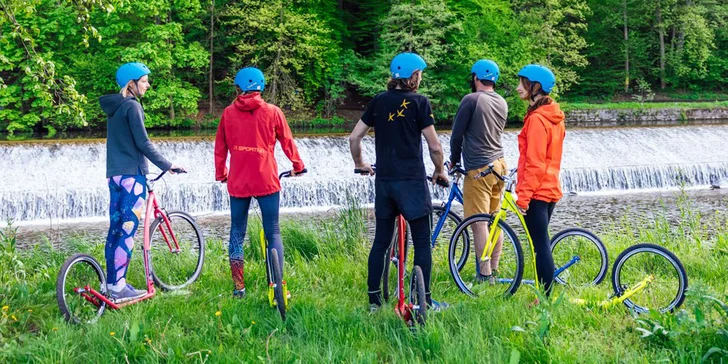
449, 91, 508, 171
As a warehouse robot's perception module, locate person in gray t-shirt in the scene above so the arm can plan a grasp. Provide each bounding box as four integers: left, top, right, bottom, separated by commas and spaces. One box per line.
449, 59, 508, 284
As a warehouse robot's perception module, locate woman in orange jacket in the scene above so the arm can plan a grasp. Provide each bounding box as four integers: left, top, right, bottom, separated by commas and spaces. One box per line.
214, 67, 305, 298
515, 64, 565, 296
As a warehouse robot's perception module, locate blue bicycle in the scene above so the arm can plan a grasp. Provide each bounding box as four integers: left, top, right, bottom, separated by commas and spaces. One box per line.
382, 162, 471, 301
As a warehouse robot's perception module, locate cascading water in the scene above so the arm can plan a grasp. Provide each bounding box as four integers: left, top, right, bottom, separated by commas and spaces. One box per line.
1, 125, 727, 223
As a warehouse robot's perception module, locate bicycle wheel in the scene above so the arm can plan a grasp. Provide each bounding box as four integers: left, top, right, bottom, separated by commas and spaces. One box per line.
56, 254, 107, 324
612, 243, 688, 313
432, 206, 469, 273
449, 213, 524, 297
410, 265, 427, 326
383, 220, 408, 302
270, 248, 286, 320
550, 228, 608, 287
149, 211, 205, 291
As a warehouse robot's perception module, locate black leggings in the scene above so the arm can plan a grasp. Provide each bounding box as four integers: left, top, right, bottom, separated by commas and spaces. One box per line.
368, 214, 432, 305
523, 199, 556, 296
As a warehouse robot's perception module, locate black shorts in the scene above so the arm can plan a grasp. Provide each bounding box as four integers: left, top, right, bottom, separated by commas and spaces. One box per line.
375, 179, 432, 220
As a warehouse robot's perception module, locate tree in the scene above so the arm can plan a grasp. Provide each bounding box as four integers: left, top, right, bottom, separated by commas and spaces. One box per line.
513, 0, 591, 94
221, 0, 338, 112
0, 0, 118, 134
350, 0, 462, 117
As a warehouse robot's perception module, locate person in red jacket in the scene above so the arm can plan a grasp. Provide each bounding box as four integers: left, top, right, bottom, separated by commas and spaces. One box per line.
515, 64, 565, 297
214, 67, 305, 298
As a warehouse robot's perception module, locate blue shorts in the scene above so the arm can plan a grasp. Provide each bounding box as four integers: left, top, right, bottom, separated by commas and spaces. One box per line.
375, 179, 432, 220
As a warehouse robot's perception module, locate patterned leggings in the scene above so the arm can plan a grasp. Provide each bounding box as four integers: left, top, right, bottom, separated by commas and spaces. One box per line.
105, 175, 147, 285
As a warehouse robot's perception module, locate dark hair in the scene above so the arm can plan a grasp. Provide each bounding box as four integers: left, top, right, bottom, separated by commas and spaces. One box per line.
519, 77, 552, 112
387, 72, 420, 91
469, 74, 495, 92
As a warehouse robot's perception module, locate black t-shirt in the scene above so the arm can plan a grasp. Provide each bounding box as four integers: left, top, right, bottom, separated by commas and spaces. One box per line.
361, 89, 435, 180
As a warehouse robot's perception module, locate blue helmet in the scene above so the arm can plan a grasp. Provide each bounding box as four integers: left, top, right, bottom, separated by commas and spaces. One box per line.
390, 53, 427, 79
234, 67, 265, 92
116, 62, 151, 88
517, 64, 556, 93
471, 59, 500, 83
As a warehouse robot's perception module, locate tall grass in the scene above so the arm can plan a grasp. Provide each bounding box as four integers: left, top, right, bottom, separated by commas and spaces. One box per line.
1, 192, 728, 362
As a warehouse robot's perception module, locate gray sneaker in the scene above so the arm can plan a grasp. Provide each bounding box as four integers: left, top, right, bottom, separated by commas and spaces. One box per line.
110, 284, 146, 303
369, 303, 382, 313
233, 288, 246, 299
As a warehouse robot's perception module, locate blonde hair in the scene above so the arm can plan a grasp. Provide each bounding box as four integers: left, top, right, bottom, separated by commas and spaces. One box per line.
120, 80, 137, 98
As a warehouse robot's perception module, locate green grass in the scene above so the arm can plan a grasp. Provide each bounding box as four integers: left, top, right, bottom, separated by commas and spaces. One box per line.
561, 100, 728, 112
2, 193, 728, 363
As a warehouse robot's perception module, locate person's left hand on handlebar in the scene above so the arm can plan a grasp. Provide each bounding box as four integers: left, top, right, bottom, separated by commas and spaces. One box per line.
169, 164, 187, 174
290, 168, 306, 177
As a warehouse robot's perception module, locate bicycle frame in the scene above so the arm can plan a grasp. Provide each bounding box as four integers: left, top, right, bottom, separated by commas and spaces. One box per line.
394, 215, 416, 323
74, 178, 181, 310
431, 176, 464, 248
572, 275, 655, 308
260, 229, 289, 309
477, 166, 601, 289
481, 189, 540, 290
259, 169, 305, 310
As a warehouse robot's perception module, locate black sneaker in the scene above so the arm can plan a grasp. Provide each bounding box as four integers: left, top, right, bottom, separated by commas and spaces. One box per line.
233, 288, 246, 299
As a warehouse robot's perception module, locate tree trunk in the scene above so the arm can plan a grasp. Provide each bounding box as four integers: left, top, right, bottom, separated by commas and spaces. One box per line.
269, 3, 284, 105
208, 0, 214, 115
408, 0, 414, 52
169, 95, 175, 120
677, 0, 691, 53
657, 2, 666, 89
623, 0, 629, 93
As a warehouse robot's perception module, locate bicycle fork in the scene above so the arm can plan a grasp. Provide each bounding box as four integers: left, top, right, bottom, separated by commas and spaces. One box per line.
261, 229, 289, 308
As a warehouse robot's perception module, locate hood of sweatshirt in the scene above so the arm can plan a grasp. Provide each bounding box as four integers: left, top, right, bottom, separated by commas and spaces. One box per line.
99, 94, 136, 117
234, 93, 266, 112
532, 102, 565, 125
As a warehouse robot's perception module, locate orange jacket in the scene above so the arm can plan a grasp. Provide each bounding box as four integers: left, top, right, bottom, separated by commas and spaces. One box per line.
214, 93, 304, 198
516, 102, 566, 209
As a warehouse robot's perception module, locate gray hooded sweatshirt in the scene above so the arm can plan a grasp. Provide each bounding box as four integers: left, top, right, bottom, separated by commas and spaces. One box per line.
99, 94, 171, 178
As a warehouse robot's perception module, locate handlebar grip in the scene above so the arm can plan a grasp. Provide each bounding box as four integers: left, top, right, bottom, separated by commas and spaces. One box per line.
427, 175, 450, 188
475, 166, 494, 179
354, 164, 376, 174
170, 168, 187, 174
279, 168, 308, 179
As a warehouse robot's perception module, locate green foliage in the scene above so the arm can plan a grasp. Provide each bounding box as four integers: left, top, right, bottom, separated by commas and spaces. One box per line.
2, 0, 728, 133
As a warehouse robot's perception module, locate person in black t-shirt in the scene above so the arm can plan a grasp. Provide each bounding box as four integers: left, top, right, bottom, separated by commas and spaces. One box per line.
349, 52, 449, 312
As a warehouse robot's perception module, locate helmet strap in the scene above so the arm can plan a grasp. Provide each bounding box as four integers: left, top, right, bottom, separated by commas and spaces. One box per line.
132, 80, 144, 107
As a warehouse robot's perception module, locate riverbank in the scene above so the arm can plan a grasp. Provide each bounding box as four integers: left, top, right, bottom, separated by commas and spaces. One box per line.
561, 101, 728, 127
5, 101, 728, 141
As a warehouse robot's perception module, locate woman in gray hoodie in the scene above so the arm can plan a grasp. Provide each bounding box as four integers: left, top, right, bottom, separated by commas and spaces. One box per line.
98, 62, 184, 302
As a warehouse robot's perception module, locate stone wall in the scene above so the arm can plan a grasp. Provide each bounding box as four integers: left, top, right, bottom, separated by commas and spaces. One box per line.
565, 107, 728, 127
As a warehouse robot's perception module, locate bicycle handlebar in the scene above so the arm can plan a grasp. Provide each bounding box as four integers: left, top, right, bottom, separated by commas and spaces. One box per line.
354, 164, 449, 187
444, 161, 467, 176
474, 163, 517, 182
427, 175, 450, 188
151, 168, 187, 182
279, 168, 308, 179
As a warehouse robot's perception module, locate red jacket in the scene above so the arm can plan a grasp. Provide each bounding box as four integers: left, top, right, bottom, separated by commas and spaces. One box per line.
215, 93, 304, 198
516, 102, 566, 209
